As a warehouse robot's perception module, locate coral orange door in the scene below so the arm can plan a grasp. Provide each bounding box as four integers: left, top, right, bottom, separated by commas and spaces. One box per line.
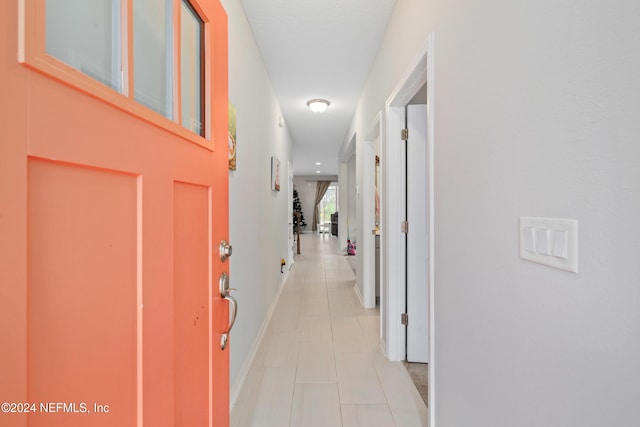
0, 1, 230, 426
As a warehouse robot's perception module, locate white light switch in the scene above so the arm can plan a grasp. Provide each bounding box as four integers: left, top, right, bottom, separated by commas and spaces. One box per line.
519, 217, 578, 273
553, 229, 568, 259
523, 227, 535, 252
536, 228, 551, 255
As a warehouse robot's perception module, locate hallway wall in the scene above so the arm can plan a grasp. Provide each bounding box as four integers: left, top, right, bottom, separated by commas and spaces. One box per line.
221, 0, 293, 396
347, 0, 640, 426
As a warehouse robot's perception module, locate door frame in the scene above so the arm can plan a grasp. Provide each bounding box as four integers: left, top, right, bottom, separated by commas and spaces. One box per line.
338, 133, 356, 254
288, 161, 295, 266
360, 113, 382, 309
383, 33, 435, 423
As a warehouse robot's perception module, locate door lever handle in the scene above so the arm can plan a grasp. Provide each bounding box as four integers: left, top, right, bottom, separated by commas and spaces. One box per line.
219, 272, 237, 350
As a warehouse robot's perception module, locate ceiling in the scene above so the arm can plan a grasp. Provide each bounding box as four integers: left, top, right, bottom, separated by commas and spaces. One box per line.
240, 0, 396, 176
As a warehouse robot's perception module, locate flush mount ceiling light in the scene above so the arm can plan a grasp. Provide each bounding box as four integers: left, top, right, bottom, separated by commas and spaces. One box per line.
306, 99, 330, 113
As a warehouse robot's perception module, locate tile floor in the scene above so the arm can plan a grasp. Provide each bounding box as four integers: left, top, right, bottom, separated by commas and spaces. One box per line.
231, 234, 428, 427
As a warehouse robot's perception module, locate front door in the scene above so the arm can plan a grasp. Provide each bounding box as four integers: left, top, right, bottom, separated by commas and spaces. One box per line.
0, 1, 230, 426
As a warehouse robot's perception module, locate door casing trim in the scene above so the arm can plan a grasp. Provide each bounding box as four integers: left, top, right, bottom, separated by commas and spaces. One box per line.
383, 32, 436, 426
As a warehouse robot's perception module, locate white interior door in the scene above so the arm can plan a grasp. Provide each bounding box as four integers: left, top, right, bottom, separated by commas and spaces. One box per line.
406, 104, 429, 363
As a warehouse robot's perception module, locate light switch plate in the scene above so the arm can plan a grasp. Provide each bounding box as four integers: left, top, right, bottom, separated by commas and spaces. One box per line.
519, 217, 578, 273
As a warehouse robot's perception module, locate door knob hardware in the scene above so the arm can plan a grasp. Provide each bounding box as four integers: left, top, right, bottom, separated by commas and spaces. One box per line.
219, 272, 237, 350
219, 240, 233, 262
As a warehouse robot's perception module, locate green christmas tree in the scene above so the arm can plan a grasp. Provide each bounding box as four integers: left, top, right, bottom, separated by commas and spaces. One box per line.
293, 187, 307, 230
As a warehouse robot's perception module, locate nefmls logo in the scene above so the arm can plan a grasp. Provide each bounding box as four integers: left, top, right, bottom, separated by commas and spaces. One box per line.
40, 402, 88, 413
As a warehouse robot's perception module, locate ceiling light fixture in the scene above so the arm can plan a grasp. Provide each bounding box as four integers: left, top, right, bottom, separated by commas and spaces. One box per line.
306, 99, 330, 113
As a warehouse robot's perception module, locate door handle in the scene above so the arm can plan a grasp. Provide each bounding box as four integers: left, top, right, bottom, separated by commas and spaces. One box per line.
219, 272, 237, 350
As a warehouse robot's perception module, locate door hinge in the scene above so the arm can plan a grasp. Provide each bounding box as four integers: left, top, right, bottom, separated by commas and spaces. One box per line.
401, 313, 408, 325
401, 221, 409, 233
401, 128, 409, 141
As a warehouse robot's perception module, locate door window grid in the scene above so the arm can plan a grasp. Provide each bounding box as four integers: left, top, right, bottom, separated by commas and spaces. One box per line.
32, 0, 208, 142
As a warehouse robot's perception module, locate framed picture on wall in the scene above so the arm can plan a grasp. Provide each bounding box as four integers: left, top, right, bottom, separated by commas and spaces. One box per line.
271, 156, 280, 191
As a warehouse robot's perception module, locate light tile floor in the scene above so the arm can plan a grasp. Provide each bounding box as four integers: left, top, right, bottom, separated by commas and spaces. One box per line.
231, 234, 428, 427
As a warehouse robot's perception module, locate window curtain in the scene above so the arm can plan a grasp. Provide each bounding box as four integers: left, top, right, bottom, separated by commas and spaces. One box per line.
312, 181, 331, 231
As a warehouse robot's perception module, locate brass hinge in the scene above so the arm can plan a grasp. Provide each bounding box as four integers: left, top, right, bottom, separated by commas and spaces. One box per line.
401, 128, 409, 141
401, 313, 408, 325
401, 221, 409, 233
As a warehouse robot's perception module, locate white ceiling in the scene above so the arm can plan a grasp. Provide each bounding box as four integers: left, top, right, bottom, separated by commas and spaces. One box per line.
240, 0, 396, 176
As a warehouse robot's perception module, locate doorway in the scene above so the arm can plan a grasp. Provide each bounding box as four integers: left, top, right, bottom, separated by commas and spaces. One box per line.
405, 102, 429, 363
382, 34, 435, 423
361, 114, 382, 310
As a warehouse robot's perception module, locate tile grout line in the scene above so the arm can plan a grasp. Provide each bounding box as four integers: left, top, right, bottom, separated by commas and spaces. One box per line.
322, 238, 347, 427
286, 262, 302, 427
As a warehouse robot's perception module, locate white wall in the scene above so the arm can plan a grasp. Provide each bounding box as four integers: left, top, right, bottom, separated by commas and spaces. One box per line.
221, 0, 293, 397
348, 0, 640, 426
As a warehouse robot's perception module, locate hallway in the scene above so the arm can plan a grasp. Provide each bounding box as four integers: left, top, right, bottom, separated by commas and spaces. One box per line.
231, 234, 428, 426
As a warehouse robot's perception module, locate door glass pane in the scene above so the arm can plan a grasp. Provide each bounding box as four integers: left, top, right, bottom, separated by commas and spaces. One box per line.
320, 184, 338, 224
46, 0, 122, 91
181, 1, 204, 136
134, 0, 173, 119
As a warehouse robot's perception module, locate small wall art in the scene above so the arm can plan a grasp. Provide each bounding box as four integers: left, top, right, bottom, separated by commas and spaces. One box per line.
271, 156, 280, 191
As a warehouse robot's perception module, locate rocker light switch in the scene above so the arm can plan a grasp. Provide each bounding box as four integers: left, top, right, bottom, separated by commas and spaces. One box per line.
553, 229, 568, 259
523, 227, 535, 252
536, 228, 551, 255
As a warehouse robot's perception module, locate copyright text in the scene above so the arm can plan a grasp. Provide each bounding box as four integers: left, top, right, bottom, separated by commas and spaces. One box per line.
1, 402, 110, 414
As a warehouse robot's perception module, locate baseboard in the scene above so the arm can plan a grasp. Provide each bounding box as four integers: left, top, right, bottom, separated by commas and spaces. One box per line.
379, 336, 387, 357
353, 281, 364, 307
229, 268, 289, 409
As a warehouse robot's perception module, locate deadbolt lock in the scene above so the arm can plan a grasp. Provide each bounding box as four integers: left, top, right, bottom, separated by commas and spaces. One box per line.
219, 240, 233, 262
